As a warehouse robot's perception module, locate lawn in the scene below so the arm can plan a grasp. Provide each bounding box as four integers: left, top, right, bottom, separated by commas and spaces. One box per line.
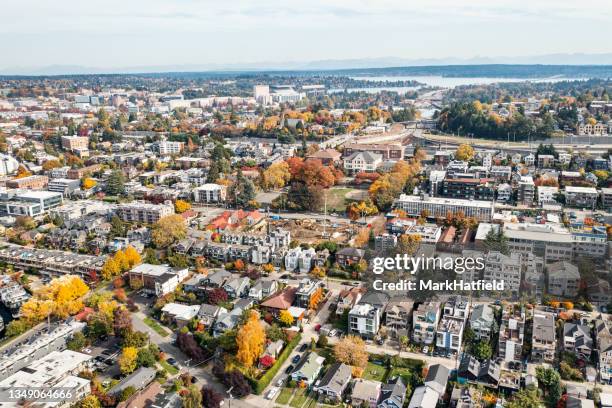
322, 187, 364, 212
159, 360, 179, 375
363, 361, 389, 382
276, 387, 294, 405
143, 317, 170, 337
289, 388, 309, 408
388, 367, 417, 385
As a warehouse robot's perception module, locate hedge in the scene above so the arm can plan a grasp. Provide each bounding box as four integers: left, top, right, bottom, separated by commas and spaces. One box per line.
250, 332, 303, 394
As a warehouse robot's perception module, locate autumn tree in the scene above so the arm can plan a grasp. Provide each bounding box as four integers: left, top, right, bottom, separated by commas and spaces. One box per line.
455, 144, 475, 161
124, 245, 142, 268
81, 178, 97, 190
279, 310, 294, 326
309, 287, 324, 310
397, 234, 421, 256
261, 161, 291, 190
174, 199, 191, 214
20, 275, 89, 323
152, 214, 187, 248
347, 201, 378, 222
119, 346, 138, 374
236, 310, 266, 368
334, 335, 368, 370
101, 257, 121, 280
15, 165, 32, 179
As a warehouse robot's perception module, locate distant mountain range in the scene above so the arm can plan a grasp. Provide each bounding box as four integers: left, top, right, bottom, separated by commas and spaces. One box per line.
3, 53, 612, 76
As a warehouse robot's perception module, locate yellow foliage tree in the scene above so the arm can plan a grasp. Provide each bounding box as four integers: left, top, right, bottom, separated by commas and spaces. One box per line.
114, 250, 130, 272
309, 287, 324, 310
124, 245, 142, 268
279, 310, 294, 326
81, 178, 97, 190
455, 144, 475, 161
15, 165, 32, 179
152, 214, 187, 248
20, 275, 89, 323
310, 266, 326, 279
175, 199, 192, 214
101, 257, 121, 280
262, 162, 291, 190
236, 310, 266, 368
119, 346, 138, 374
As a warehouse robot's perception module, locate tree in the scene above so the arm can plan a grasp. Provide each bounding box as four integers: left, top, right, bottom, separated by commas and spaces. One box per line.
236, 310, 266, 368
175, 199, 191, 214
262, 161, 291, 190
309, 287, 324, 310
455, 144, 475, 161
119, 346, 138, 374
229, 169, 256, 208
101, 257, 121, 280
114, 250, 130, 272
106, 169, 125, 195
334, 335, 368, 369
397, 234, 421, 256
177, 332, 207, 362
279, 310, 294, 326
77, 395, 101, 408
113, 307, 133, 336
42, 159, 61, 171
207, 288, 228, 305
180, 385, 203, 408
317, 334, 328, 347
472, 341, 492, 361
82, 178, 97, 190
505, 387, 541, 408
67, 331, 87, 351
15, 165, 32, 179
347, 201, 378, 222
124, 245, 141, 268
152, 214, 187, 248
483, 228, 509, 255
224, 370, 252, 397
536, 367, 562, 408
201, 387, 224, 408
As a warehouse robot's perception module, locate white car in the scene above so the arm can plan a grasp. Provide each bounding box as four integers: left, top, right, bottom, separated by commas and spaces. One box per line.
266, 387, 280, 400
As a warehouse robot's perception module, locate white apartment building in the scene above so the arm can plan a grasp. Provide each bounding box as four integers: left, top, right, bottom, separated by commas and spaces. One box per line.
503, 223, 573, 263
436, 316, 464, 352
158, 141, 184, 155
537, 186, 559, 206
394, 194, 495, 222
193, 183, 227, 203
564, 186, 598, 208
349, 303, 381, 339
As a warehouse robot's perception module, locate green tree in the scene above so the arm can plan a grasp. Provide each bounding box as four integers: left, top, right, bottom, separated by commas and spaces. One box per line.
229, 169, 256, 208
483, 228, 509, 255
505, 387, 541, 408
106, 169, 126, 196
535, 367, 562, 408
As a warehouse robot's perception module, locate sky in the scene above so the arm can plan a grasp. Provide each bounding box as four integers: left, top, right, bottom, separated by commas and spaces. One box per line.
3, 0, 612, 72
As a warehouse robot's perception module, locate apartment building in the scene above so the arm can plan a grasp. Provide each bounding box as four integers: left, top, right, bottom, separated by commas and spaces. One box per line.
6, 174, 49, 189
518, 176, 535, 206
547, 261, 580, 298
572, 226, 609, 259
436, 316, 464, 352
128, 263, 188, 296
441, 178, 495, 201
375, 233, 398, 252
531, 311, 556, 363
412, 302, 441, 345
66, 164, 102, 179
343, 151, 383, 174
601, 188, 612, 210
0, 189, 63, 217
295, 279, 319, 308
565, 186, 599, 208
385, 298, 414, 339
193, 183, 227, 203
469, 304, 495, 341
498, 304, 525, 362
483, 251, 522, 297
394, 194, 494, 222
158, 141, 184, 155
61, 135, 89, 151
503, 223, 573, 263
349, 303, 381, 339
115, 201, 174, 223
537, 186, 559, 206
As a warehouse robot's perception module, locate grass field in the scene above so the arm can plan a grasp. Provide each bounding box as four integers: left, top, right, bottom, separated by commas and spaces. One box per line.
290, 389, 309, 408
159, 359, 179, 375
276, 388, 293, 405
322, 187, 367, 212
363, 361, 389, 382
143, 317, 170, 337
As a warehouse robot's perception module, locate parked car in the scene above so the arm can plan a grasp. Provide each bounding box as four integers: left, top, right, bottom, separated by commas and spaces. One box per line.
292, 355, 301, 364
299, 344, 308, 352
167, 358, 178, 366
285, 365, 294, 374
266, 387, 280, 400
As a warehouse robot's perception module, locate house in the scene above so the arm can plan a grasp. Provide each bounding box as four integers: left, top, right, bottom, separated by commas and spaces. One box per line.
260, 287, 297, 316
336, 247, 365, 267
202, 269, 233, 288
436, 315, 464, 352
197, 304, 224, 327
351, 379, 382, 408
531, 311, 556, 363
596, 320, 612, 383
213, 306, 245, 337
424, 364, 450, 395
343, 151, 383, 175
298, 247, 316, 273
223, 276, 250, 299
160, 303, 200, 328
317, 362, 353, 403
295, 279, 320, 308
349, 303, 381, 339
413, 302, 441, 345
407, 386, 439, 408
469, 304, 496, 341
109, 367, 157, 397
563, 323, 593, 360
458, 355, 500, 387
336, 287, 364, 316
248, 279, 278, 300
377, 377, 407, 408
262, 339, 285, 359
128, 263, 188, 296
385, 298, 414, 339
547, 261, 580, 298
285, 247, 302, 271
291, 351, 325, 385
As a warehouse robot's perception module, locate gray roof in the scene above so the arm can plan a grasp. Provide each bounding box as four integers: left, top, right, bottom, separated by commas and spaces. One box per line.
318, 362, 352, 394
424, 364, 449, 394
564, 323, 593, 349
378, 376, 407, 408
108, 367, 156, 396
469, 304, 494, 326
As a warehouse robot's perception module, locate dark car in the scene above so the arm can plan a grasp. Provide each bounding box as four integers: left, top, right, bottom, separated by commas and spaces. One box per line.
299, 344, 308, 352
285, 365, 294, 374
292, 355, 301, 364
167, 358, 178, 366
